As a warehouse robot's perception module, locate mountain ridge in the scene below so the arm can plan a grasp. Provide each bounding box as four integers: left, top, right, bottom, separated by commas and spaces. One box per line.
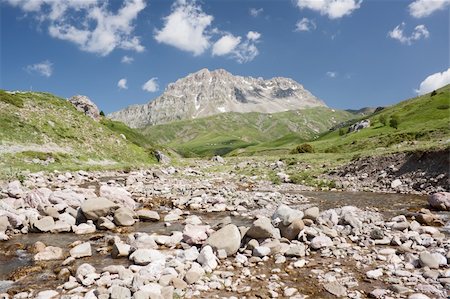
108, 68, 325, 127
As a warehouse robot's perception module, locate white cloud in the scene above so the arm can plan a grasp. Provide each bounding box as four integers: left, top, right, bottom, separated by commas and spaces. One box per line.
326, 71, 337, 78
295, 18, 316, 32
249, 7, 263, 17
142, 77, 159, 93
121, 55, 134, 64
296, 0, 362, 19
117, 78, 128, 90
6, 0, 146, 56
212, 31, 261, 63
388, 22, 429, 45
212, 34, 241, 56
26, 60, 53, 77
409, 0, 450, 18
154, 0, 213, 56
415, 68, 450, 95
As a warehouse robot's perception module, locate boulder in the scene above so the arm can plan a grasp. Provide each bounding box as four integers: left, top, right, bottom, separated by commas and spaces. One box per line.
310, 236, 333, 250
272, 204, 303, 226
303, 207, 319, 221
111, 243, 131, 258
279, 219, 304, 240
113, 207, 135, 226
197, 245, 218, 272
137, 209, 160, 221
33, 216, 55, 232
419, 252, 440, 269
348, 119, 370, 133
7, 181, 23, 198
81, 197, 118, 221
49, 189, 85, 207
76, 263, 96, 277
24, 188, 52, 209
391, 179, 402, 189
70, 242, 92, 259
246, 217, 278, 239
99, 186, 135, 209
129, 249, 165, 266
183, 224, 211, 245
253, 246, 270, 257
428, 192, 450, 211
184, 263, 204, 284
34, 246, 63, 261
205, 224, 241, 256
155, 151, 171, 164
68, 95, 101, 121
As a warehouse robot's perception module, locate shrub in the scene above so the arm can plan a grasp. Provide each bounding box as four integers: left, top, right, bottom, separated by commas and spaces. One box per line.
291, 143, 314, 154
100, 110, 105, 116
379, 114, 387, 126
389, 115, 400, 129
430, 90, 437, 97
437, 104, 449, 110
339, 128, 345, 136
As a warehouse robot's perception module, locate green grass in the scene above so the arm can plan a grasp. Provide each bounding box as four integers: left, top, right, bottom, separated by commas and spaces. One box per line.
141, 107, 355, 157
0, 90, 157, 179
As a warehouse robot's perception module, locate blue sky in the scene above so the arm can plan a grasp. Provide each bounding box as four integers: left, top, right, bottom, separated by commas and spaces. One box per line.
1, 0, 449, 113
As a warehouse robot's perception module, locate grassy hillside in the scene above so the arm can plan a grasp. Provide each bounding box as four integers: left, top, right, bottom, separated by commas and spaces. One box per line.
140, 107, 356, 157
0, 90, 157, 177
310, 85, 450, 154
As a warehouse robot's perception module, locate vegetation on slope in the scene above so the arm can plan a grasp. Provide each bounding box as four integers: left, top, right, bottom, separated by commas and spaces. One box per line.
0, 90, 157, 177
141, 107, 355, 157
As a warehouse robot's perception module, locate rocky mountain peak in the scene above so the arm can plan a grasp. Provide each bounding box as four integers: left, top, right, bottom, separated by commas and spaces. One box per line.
109, 68, 326, 128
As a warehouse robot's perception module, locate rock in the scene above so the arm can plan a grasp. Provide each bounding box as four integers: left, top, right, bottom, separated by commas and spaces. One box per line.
33, 216, 55, 232
69, 95, 101, 121
408, 294, 430, 299
205, 224, 241, 256
128, 233, 158, 249
303, 207, 319, 220
285, 243, 306, 257
391, 179, 402, 189
366, 269, 383, 279
272, 204, 303, 226
428, 192, 450, 211
137, 209, 160, 221
323, 281, 346, 297
111, 243, 131, 258
35, 290, 59, 299
0, 216, 10, 232
49, 189, 85, 207
279, 218, 304, 240
164, 212, 181, 222
369, 289, 389, 298
419, 252, 440, 269
211, 155, 225, 163
7, 181, 23, 198
24, 188, 52, 209
392, 222, 409, 231
98, 217, 116, 230
99, 186, 135, 209
171, 277, 187, 289
113, 207, 135, 226
155, 151, 171, 164
81, 198, 118, 221
72, 221, 96, 234
70, 242, 92, 259
182, 224, 211, 245
76, 263, 96, 277
310, 236, 333, 250
246, 217, 278, 239
197, 245, 218, 271
51, 220, 72, 233
110, 285, 131, 299
34, 246, 63, 261
370, 228, 384, 240
129, 249, 165, 266
348, 119, 370, 133
253, 246, 271, 257
185, 263, 205, 284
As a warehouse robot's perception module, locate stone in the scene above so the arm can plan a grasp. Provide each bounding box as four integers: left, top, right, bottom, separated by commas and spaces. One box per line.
76, 263, 96, 277
323, 282, 346, 297
391, 179, 402, 189
185, 263, 204, 284
272, 204, 303, 226
33, 216, 55, 232
110, 285, 131, 299
211, 155, 225, 163
23, 188, 52, 209
99, 185, 135, 210
70, 242, 92, 259
128, 233, 158, 249
129, 249, 165, 266
69, 95, 101, 121
369, 289, 389, 298
0, 216, 10, 232
155, 151, 171, 164
113, 207, 136, 226
310, 236, 333, 250
81, 198, 118, 221
34, 246, 63, 261
408, 294, 430, 299
72, 222, 96, 234
348, 119, 370, 132
246, 217, 277, 239
279, 219, 304, 240
137, 210, 160, 221
111, 243, 131, 258
205, 224, 241, 256
366, 269, 383, 279
182, 224, 211, 245
49, 189, 85, 207
35, 290, 59, 299
428, 192, 450, 211
303, 207, 319, 220
370, 228, 384, 240
197, 245, 218, 271
419, 252, 439, 269
98, 217, 116, 230
285, 244, 306, 257
164, 213, 181, 222
171, 277, 187, 289
253, 246, 271, 257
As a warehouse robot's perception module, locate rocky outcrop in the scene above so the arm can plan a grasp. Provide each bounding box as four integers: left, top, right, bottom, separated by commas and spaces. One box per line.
68, 95, 101, 121
108, 68, 324, 127
348, 119, 370, 133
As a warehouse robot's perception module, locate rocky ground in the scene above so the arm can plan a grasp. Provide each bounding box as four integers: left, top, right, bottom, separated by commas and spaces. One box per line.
0, 158, 449, 299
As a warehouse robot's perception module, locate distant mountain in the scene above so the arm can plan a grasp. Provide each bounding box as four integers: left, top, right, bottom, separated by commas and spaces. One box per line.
345, 107, 377, 115
108, 68, 325, 127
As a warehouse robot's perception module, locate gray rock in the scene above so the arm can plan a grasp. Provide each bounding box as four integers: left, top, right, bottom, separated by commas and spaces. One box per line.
285, 244, 306, 257
197, 245, 218, 271
98, 217, 116, 230
279, 218, 304, 240
370, 228, 384, 240
70, 242, 92, 259
35, 290, 59, 299
428, 192, 450, 211
155, 151, 171, 164
99, 186, 135, 210
272, 204, 303, 226
137, 209, 160, 221
303, 207, 319, 220
76, 263, 96, 277
253, 246, 271, 257
391, 179, 402, 189
310, 236, 333, 250
246, 217, 277, 239
408, 294, 430, 299
0, 216, 10, 232
129, 249, 165, 266
113, 207, 135, 226
111, 243, 131, 258
69, 95, 101, 121
81, 197, 118, 221
348, 119, 370, 133
24, 188, 52, 209
324, 281, 346, 297
419, 252, 440, 269
49, 189, 85, 207
182, 224, 211, 245
34, 246, 63, 261
33, 216, 55, 232
110, 285, 131, 299
205, 224, 241, 256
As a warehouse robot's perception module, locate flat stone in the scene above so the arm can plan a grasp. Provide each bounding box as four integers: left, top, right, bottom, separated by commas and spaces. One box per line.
34, 246, 63, 261
129, 249, 165, 266
253, 246, 271, 257
323, 281, 346, 297
81, 197, 118, 221
70, 242, 92, 259
272, 204, 303, 226
36, 290, 59, 299
137, 210, 160, 221
33, 216, 55, 232
110, 285, 131, 299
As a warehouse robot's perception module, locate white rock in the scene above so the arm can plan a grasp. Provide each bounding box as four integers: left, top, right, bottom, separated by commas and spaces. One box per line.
70, 242, 92, 259
197, 245, 218, 272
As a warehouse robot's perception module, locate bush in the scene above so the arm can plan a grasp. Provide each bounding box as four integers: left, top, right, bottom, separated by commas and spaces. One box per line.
291, 143, 314, 154
430, 90, 437, 97
389, 115, 400, 129
437, 104, 449, 110
339, 128, 345, 136
379, 114, 387, 126
100, 110, 105, 116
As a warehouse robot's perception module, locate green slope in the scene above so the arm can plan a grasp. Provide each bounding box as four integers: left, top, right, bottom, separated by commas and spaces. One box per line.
140, 107, 356, 157
0, 90, 157, 175
310, 85, 450, 153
